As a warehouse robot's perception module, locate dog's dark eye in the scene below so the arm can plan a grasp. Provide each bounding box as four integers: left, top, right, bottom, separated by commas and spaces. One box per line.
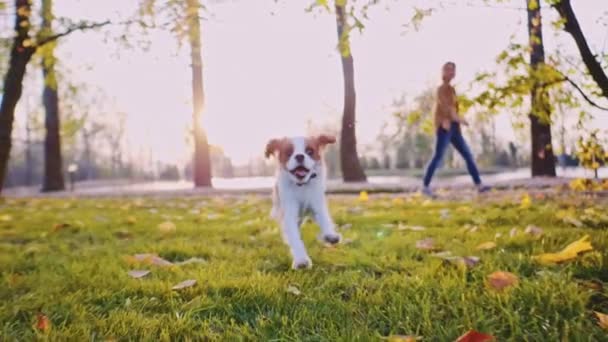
305, 147, 314, 156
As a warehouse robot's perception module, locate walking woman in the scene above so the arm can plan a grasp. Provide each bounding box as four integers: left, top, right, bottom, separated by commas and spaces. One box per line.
422, 62, 490, 197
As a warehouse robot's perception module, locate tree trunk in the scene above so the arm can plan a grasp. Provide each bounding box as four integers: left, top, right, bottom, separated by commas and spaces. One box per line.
25, 108, 33, 186
335, 3, 366, 182
0, 0, 36, 194
82, 129, 92, 180
552, 0, 608, 99
527, 0, 556, 177
186, 0, 212, 187
41, 0, 65, 192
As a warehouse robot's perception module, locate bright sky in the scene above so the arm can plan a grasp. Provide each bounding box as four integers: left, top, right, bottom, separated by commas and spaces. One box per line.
44, 0, 608, 165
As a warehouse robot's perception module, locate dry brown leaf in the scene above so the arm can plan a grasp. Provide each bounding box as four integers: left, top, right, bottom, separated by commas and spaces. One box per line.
487, 271, 519, 291
51, 222, 71, 232
35, 313, 51, 332
176, 257, 207, 265
594, 311, 608, 330
114, 230, 133, 240
462, 256, 481, 268
416, 238, 438, 251
286, 285, 302, 296
158, 221, 176, 234
172, 279, 197, 290
455, 329, 495, 342
509, 228, 519, 238
524, 225, 543, 237
399, 225, 426, 232
563, 216, 583, 227
132, 253, 174, 267
577, 280, 603, 291
127, 270, 150, 279
339, 223, 352, 230
443, 256, 480, 269
475, 242, 497, 251
342, 238, 356, 245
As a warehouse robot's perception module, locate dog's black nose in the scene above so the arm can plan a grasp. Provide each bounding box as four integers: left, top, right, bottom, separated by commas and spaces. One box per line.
295, 154, 305, 163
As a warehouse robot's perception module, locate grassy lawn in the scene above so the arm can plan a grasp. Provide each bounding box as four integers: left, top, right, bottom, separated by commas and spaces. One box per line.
1, 193, 607, 341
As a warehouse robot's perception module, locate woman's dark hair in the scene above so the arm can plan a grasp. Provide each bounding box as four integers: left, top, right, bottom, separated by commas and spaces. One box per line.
443, 61, 456, 68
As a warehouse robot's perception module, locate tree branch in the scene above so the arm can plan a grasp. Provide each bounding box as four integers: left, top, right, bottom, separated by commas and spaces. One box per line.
36, 20, 111, 47
562, 75, 608, 111
552, 0, 608, 99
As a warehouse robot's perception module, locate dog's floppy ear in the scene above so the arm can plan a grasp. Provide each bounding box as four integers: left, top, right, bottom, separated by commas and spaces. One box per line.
317, 134, 336, 147
265, 138, 283, 158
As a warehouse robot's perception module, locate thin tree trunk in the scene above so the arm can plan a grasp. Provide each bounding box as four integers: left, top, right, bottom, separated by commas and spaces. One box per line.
41, 0, 65, 192
186, 0, 211, 187
82, 129, 92, 180
552, 0, 608, 99
527, 0, 556, 177
0, 0, 36, 194
335, 3, 366, 182
25, 106, 33, 186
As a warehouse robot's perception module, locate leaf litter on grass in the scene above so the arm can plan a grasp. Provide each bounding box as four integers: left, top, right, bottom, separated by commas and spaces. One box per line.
533, 235, 593, 265
475, 241, 497, 251
127, 270, 150, 279
594, 311, 608, 330
487, 271, 519, 292
455, 329, 495, 342
129, 253, 174, 267
172, 279, 197, 290
416, 238, 439, 251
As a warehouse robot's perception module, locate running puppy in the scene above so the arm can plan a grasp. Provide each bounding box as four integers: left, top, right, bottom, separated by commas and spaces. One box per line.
265, 135, 341, 269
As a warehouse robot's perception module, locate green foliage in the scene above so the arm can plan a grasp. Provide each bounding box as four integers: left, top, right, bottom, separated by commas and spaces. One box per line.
576, 130, 608, 178
404, 7, 434, 32
305, 0, 381, 58
1, 195, 608, 340
137, 0, 207, 49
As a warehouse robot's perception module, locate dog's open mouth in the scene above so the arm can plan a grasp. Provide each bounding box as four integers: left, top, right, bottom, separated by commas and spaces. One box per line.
290, 166, 309, 180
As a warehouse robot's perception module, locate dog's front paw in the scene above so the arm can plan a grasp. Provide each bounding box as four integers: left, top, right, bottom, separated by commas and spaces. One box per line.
322, 233, 341, 245
292, 258, 312, 270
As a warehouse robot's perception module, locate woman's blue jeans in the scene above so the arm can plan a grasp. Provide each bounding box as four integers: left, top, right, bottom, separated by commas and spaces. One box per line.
423, 122, 481, 187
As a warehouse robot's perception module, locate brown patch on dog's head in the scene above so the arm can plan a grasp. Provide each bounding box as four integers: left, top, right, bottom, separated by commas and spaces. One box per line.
265, 138, 294, 165
305, 134, 336, 161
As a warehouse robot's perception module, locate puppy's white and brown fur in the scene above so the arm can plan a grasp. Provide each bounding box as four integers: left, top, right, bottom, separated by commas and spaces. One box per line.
265, 135, 341, 269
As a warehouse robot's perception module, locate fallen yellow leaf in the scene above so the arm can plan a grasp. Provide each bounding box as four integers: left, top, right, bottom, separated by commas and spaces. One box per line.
520, 194, 531, 209
392, 197, 405, 205
0, 214, 12, 222
533, 235, 593, 265
487, 271, 519, 291
126, 216, 137, 225
594, 311, 608, 330
476, 241, 497, 251
358, 191, 369, 202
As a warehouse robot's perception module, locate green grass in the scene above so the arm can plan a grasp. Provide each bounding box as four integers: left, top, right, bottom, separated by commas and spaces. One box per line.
1, 193, 607, 341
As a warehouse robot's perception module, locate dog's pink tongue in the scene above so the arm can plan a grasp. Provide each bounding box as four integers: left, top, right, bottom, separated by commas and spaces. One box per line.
295, 169, 307, 177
